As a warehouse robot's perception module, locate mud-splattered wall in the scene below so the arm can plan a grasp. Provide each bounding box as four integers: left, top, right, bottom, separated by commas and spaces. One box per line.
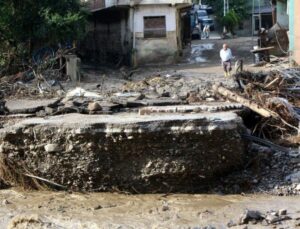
133, 5, 180, 66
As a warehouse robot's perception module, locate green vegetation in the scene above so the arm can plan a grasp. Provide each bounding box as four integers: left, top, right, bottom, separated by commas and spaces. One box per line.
199, 0, 250, 34
221, 10, 240, 35
0, 0, 88, 75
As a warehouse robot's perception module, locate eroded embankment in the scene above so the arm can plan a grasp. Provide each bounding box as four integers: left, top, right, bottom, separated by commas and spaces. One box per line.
0, 112, 247, 192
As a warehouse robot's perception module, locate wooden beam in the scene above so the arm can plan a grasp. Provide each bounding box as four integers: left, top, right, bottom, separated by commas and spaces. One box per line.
212, 84, 279, 118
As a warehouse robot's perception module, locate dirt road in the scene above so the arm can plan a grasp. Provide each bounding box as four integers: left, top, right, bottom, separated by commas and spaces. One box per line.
0, 37, 298, 229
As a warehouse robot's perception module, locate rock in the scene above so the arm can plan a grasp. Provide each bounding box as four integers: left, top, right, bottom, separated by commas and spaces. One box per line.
239, 210, 264, 224
2, 199, 10, 205
261, 220, 269, 226
285, 171, 300, 183
206, 98, 215, 102
265, 214, 279, 224
187, 92, 202, 104
227, 220, 237, 227
93, 205, 103, 210
88, 102, 102, 112
161, 92, 171, 97
203, 226, 216, 229
278, 209, 287, 216
45, 107, 54, 115
44, 144, 60, 153
162, 205, 169, 211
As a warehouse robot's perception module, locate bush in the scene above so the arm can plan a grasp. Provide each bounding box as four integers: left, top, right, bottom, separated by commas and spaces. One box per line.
0, 0, 88, 76
221, 10, 240, 35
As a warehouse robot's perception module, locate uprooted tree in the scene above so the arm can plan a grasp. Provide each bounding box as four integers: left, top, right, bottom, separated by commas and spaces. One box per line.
0, 0, 88, 76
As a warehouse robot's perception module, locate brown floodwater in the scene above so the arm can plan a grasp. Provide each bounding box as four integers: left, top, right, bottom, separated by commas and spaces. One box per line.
0, 189, 300, 228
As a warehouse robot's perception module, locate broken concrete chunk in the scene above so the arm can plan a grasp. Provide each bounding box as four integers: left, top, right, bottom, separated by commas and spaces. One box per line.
278, 209, 287, 216
88, 102, 102, 112
45, 107, 55, 115
6, 99, 60, 114
239, 210, 264, 224
44, 144, 61, 153
66, 87, 102, 99
0, 112, 247, 192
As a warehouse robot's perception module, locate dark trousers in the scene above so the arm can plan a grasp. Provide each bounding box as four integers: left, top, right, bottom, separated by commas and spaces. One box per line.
222, 60, 232, 73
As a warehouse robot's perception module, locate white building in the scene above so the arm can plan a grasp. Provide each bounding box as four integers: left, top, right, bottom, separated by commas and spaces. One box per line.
82, 0, 192, 66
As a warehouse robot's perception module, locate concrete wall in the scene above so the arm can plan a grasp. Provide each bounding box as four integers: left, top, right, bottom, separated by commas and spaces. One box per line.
133, 5, 179, 65
294, 0, 300, 64
277, 1, 289, 29
289, 0, 300, 65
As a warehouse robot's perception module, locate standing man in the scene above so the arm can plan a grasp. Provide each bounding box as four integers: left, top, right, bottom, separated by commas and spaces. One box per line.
220, 43, 233, 77
203, 24, 210, 39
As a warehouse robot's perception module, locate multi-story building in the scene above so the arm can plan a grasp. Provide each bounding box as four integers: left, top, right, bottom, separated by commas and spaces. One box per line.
81, 0, 192, 66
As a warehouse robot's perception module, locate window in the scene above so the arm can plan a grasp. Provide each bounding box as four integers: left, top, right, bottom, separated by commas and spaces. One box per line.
144, 16, 166, 38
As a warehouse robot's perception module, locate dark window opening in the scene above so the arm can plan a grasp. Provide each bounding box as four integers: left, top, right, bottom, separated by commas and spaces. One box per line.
144, 16, 166, 38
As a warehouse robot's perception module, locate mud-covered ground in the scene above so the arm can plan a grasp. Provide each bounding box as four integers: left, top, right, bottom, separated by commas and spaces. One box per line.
0, 37, 298, 228
1, 189, 300, 228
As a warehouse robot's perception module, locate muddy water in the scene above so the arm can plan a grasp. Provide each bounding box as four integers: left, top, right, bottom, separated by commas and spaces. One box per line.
0, 189, 300, 228
188, 43, 215, 64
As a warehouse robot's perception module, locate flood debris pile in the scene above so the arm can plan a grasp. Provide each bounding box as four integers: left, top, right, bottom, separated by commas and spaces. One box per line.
215, 68, 300, 145
0, 73, 232, 118
212, 68, 300, 195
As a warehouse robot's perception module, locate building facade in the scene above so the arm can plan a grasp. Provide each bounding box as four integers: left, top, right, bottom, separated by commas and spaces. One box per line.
289, 0, 300, 64
82, 0, 191, 66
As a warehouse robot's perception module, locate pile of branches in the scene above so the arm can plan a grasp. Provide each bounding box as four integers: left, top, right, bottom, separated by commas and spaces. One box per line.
0, 48, 72, 99
215, 68, 300, 146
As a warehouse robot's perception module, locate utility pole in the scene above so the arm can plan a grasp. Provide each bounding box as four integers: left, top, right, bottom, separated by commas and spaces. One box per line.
252, 0, 255, 36
227, 0, 229, 13
223, 0, 229, 16
258, 0, 262, 29
223, 0, 229, 34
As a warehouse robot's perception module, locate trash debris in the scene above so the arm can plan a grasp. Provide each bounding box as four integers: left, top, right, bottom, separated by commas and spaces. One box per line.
214, 68, 300, 146
66, 87, 103, 99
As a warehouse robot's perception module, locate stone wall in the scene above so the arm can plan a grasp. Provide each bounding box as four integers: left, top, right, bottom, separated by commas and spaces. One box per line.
0, 113, 247, 192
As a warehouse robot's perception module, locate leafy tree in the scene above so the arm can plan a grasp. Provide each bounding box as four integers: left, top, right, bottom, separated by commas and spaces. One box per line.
221, 10, 240, 35
0, 0, 88, 74
202, 0, 249, 21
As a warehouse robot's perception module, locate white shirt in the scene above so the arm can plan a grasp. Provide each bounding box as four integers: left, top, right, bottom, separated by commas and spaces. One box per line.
220, 48, 233, 62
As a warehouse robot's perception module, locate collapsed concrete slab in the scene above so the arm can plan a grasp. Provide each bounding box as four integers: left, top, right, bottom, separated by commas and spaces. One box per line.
6, 99, 60, 114
0, 112, 247, 192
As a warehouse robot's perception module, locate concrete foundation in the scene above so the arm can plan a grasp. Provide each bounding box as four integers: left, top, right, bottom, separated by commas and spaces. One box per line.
0, 112, 247, 192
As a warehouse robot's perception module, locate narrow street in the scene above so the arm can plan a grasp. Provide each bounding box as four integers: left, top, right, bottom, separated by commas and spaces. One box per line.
0, 0, 299, 228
